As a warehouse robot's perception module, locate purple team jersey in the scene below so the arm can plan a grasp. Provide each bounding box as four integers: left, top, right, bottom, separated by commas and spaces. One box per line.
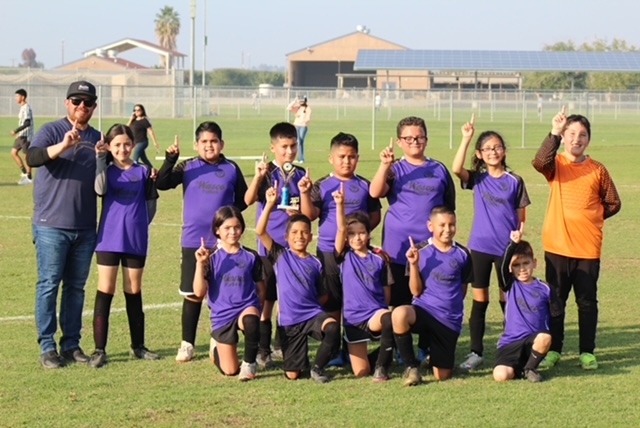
268, 242, 324, 327
206, 245, 263, 331
339, 250, 391, 326
96, 163, 152, 256
463, 171, 530, 257
255, 162, 306, 256
311, 174, 381, 252
411, 240, 473, 333
498, 278, 551, 348
383, 158, 455, 264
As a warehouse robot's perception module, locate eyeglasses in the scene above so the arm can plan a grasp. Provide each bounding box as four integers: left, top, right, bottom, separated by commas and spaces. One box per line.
399, 136, 427, 145
68, 97, 96, 107
479, 146, 505, 153
133, 108, 141, 112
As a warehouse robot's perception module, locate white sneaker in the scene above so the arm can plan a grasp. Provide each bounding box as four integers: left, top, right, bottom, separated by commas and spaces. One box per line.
18, 174, 32, 185
238, 361, 257, 382
459, 352, 484, 370
175, 341, 195, 363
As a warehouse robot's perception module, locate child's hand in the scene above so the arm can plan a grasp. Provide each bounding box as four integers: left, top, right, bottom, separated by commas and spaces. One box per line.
265, 180, 278, 206
167, 135, 180, 155
551, 105, 567, 135
255, 152, 269, 179
406, 236, 419, 265
461, 113, 475, 140
332, 182, 344, 206
298, 168, 312, 194
95, 132, 108, 154
510, 230, 522, 243
379, 137, 395, 166
195, 237, 211, 264
150, 168, 158, 181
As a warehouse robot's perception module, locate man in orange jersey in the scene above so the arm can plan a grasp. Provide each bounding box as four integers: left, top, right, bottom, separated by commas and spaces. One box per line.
532, 106, 621, 370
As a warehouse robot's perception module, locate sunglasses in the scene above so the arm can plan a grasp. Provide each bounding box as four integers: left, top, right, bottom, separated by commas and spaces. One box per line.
68, 97, 96, 107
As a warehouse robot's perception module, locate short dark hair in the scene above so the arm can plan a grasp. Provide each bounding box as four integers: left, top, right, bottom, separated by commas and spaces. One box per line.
330, 132, 359, 152
512, 240, 535, 260
196, 121, 223, 141
562, 114, 591, 140
430, 205, 455, 219
397, 116, 427, 138
270, 122, 297, 140
15, 89, 27, 98
104, 123, 134, 145
285, 213, 311, 234
212, 206, 245, 238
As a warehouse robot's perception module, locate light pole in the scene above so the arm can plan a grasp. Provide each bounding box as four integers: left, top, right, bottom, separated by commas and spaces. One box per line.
202, 0, 207, 87
189, 0, 196, 86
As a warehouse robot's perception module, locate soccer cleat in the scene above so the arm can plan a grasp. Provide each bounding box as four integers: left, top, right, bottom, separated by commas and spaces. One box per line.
39, 350, 64, 369
18, 174, 32, 185
459, 352, 484, 370
271, 348, 283, 360
372, 365, 389, 382
89, 350, 108, 368
175, 341, 195, 363
418, 348, 431, 369
130, 346, 160, 360
538, 351, 561, 369
579, 353, 598, 370
524, 368, 544, 383
326, 352, 345, 367
256, 352, 274, 369
310, 366, 330, 383
238, 361, 257, 382
402, 367, 422, 387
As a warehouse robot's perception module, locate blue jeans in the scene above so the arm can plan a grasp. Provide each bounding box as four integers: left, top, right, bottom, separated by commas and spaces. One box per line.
133, 141, 154, 169
33, 225, 96, 354
295, 126, 308, 162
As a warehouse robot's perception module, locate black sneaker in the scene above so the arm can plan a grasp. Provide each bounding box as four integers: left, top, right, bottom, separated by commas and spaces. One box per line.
310, 366, 330, 383
39, 350, 64, 369
60, 347, 90, 364
130, 346, 160, 360
524, 368, 544, 383
372, 365, 389, 382
89, 350, 107, 368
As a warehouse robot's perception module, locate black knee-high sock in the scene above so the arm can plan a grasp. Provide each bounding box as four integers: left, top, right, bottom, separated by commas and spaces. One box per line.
367, 347, 380, 370
376, 312, 394, 369
259, 319, 272, 355
499, 300, 506, 314
394, 332, 417, 368
125, 292, 144, 349
273, 325, 282, 350
469, 300, 489, 356
314, 322, 340, 369
242, 315, 260, 364
524, 349, 545, 371
182, 299, 202, 345
93, 290, 113, 350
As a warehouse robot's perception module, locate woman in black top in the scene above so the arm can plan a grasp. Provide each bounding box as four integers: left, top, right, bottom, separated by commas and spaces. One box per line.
127, 104, 160, 169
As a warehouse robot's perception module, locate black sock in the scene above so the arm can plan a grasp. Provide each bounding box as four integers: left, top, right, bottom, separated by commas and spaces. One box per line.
273, 325, 282, 350
259, 319, 272, 356
182, 299, 202, 345
314, 322, 340, 369
20, 166, 26, 174
376, 312, 394, 369
367, 347, 380, 370
394, 332, 417, 367
93, 290, 113, 350
469, 300, 489, 356
499, 300, 506, 314
524, 349, 545, 371
242, 315, 260, 364
125, 292, 144, 349
27, 172, 32, 179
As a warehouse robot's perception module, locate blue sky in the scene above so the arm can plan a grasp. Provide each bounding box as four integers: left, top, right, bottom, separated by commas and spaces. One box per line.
1, 0, 638, 70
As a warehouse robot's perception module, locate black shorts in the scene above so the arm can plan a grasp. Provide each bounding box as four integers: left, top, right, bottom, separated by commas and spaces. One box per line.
344, 320, 381, 344
96, 251, 146, 269
278, 312, 331, 372
180, 247, 198, 297
390, 262, 411, 307
212, 318, 241, 345
494, 332, 545, 376
12, 137, 29, 152
410, 305, 459, 370
261, 256, 277, 302
470, 250, 504, 289
316, 250, 342, 312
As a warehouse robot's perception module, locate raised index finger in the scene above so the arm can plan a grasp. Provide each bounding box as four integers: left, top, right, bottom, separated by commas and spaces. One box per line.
262, 152, 267, 163
305, 167, 310, 178
469, 113, 475, 125
389, 137, 394, 149
200, 237, 206, 248
560, 105, 566, 115
174, 135, 180, 147
73, 119, 78, 130
409, 236, 415, 248
339, 182, 344, 193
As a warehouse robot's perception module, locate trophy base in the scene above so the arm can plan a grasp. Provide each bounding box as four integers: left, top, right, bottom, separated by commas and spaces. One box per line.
277, 204, 300, 211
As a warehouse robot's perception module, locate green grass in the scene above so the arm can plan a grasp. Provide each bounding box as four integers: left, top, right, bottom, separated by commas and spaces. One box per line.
1, 109, 639, 427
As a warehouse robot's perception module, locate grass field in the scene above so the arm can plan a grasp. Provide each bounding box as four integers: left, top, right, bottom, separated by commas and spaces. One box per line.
1, 108, 639, 427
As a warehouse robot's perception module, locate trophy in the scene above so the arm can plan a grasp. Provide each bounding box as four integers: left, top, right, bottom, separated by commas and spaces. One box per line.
276, 162, 299, 210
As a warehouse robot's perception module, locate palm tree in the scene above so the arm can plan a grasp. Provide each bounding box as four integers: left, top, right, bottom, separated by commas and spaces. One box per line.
155, 6, 180, 68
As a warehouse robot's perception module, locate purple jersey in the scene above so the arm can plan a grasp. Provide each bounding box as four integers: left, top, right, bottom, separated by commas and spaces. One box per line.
411, 239, 473, 333
383, 158, 455, 264
206, 245, 263, 330
463, 171, 530, 257
338, 249, 392, 326
311, 174, 381, 252
156, 154, 248, 248
255, 162, 306, 256
96, 163, 155, 256
268, 242, 324, 327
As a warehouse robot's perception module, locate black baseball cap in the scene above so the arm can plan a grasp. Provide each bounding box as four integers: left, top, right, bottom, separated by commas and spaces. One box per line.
67, 81, 97, 99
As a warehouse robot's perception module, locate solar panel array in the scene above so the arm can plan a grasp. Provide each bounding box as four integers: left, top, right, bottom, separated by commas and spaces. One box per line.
354, 50, 640, 72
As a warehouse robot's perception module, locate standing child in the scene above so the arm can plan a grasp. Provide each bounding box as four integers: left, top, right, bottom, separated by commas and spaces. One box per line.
156, 121, 249, 362
451, 114, 530, 371
493, 231, 560, 383
89, 124, 160, 368
333, 184, 394, 381
10, 88, 34, 184
193, 206, 265, 381
392, 206, 473, 386
256, 184, 340, 383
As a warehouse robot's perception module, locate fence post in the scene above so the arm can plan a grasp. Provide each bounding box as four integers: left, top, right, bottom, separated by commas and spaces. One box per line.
449, 90, 454, 149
